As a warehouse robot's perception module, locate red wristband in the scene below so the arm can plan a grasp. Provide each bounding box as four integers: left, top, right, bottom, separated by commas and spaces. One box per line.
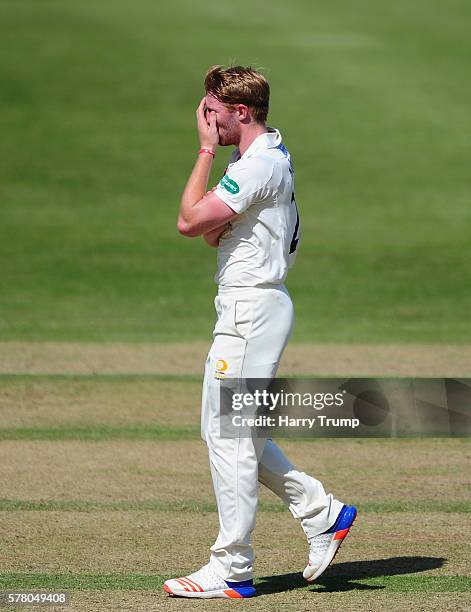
199, 148, 216, 158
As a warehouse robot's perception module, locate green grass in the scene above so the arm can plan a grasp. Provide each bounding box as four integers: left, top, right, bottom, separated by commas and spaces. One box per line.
1, 0, 470, 343
0, 572, 469, 593
0, 424, 468, 441
0, 424, 200, 441
0, 498, 468, 514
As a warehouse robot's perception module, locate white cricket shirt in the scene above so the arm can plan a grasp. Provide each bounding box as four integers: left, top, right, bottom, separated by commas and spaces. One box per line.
214, 128, 300, 287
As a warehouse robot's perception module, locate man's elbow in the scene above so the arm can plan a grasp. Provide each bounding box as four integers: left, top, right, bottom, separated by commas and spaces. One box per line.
177, 218, 200, 237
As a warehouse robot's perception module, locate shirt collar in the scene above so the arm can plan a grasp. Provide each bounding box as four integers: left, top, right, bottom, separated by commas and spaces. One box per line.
239, 127, 282, 159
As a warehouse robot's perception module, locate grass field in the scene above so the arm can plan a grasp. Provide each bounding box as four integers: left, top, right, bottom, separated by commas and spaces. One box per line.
1, 0, 470, 343
1, 1, 470, 610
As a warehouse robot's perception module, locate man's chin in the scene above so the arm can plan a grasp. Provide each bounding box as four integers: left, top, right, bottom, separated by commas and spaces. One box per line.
218, 132, 235, 147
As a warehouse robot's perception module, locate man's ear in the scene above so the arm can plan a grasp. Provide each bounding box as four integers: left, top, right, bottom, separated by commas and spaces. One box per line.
235, 104, 250, 121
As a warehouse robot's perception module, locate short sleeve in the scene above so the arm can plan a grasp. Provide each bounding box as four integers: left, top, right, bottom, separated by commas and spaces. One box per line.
214, 157, 275, 214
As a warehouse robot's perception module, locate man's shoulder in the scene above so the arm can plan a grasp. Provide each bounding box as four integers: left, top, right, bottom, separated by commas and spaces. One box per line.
248, 146, 292, 185
236, 142, 292, 170
228, 152, 276, 180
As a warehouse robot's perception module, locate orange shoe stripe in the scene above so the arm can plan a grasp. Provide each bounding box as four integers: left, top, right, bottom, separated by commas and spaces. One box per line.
224, 589, 243, 598
333, 527, 350, 540
178, 578, 196, 592
182, 577, 204, 592
174, 578, 192, 591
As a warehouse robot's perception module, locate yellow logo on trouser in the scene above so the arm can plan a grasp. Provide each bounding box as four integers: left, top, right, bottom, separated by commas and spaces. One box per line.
215, 359, 228, 379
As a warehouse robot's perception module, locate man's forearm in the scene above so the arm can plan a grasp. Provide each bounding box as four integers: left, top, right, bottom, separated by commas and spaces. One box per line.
203, 223, 228, 248
178, 153, 214, 225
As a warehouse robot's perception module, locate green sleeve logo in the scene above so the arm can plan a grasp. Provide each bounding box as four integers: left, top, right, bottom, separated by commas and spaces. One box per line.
219, 175, 240, 195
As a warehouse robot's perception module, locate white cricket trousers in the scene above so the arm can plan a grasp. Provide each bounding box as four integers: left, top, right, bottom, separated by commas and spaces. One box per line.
201, 284, 343, 582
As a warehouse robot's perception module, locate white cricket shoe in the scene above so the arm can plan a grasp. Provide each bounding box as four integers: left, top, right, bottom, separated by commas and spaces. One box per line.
163, 563, 256, 598
303, 505, 357, 582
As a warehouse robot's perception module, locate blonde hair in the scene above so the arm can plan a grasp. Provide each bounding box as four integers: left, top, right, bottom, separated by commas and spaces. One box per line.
204, 65, 270, 123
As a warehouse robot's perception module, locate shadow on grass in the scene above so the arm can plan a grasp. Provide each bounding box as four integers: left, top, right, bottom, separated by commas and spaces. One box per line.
256, 556, 445, 595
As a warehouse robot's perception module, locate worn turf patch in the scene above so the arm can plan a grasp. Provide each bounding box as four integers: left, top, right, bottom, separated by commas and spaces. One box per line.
1, 344, 471, 376
0, 511, 469, 609
0, 373, 202, 382
1, 439, 468, 505
0, 511, 468, 576
0, 377, 202, 429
